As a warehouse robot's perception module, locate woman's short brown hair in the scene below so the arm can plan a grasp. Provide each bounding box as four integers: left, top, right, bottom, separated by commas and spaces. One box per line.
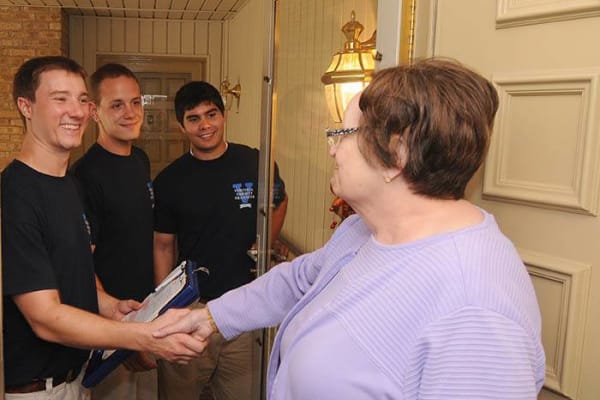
358, 58, 499, 199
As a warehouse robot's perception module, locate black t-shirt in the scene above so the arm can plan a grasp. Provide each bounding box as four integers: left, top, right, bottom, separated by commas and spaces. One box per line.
1, 160, 98, 386
71, 144, 154, 301
153, 143, 286, 299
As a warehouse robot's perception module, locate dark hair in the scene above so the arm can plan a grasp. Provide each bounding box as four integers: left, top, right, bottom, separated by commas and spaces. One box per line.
174, 81, 224, 124
358, 58, 499, 200
90, 63, 141, 104
13, 56, 87, 123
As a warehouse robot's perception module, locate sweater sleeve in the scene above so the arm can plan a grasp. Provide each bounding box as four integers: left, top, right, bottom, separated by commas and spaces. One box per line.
403, 306, 545, 400
207, 247, 326, 339
208, 215, 366, 339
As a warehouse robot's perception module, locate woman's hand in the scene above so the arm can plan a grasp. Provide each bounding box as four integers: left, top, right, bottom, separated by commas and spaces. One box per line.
152, 307, 216, 341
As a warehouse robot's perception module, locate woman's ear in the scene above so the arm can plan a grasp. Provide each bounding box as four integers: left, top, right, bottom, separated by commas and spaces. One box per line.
390, 134, 408, 170
382, 134, 406, 183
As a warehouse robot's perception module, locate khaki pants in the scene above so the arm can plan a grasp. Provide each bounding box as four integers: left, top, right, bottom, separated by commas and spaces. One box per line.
91, 365, 157, 400
5, 368, 90, 400
157, 330, 253, 400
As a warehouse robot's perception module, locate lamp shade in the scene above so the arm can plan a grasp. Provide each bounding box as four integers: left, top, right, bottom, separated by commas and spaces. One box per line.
321, 11, 375, 122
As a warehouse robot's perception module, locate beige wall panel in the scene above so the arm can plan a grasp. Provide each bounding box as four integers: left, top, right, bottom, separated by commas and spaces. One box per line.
273, 0, 377, 252
125, 19, 139, 52
225, 0, 263, 149
69, 15, 83, 62
207, 22, 223, 87
522, 249, 591, 398
194, 22, 210, 55
167, 21, 181, 54
484, 69, 600, 215
107, 0, 124, 17
81, 16, 97, 81
96, 18, 111, 53
154, 0, 169, 19
139, 19, 153, 53
111, 19, 125, 52
138, 0, 153, 18
77, 16, 98, 158
497, 0, 600, 28
153, 20, 167, 54
181, 21, 195, 55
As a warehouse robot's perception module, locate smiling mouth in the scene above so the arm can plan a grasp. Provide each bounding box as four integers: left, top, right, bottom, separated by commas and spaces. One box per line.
199, 131, 215, 139
61, 124, 81, 131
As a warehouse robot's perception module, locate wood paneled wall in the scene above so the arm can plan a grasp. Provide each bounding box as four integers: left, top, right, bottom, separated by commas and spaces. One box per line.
222, 0, 265, 149
274, 0, 377, 253
69, 15, 224, 84
68, 15, 225, 158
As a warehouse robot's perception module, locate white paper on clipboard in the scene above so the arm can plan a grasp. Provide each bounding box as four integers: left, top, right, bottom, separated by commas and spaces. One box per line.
101, 263, 187, 360
122, 264, 188, 323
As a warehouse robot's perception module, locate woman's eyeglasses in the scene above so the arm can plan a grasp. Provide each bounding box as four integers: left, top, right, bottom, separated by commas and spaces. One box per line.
325, 127, 361, 147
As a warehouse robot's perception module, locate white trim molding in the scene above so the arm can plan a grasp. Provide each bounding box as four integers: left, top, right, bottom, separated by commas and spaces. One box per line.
497, 0, 600, 28
520, 248, 591, 398
484, 68, 600, 215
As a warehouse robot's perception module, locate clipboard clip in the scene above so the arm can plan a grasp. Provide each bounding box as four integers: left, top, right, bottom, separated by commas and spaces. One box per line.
193, 266, 210, 276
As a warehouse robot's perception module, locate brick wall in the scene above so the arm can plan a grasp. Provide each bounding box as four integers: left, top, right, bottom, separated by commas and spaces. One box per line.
0, 6, 68, 169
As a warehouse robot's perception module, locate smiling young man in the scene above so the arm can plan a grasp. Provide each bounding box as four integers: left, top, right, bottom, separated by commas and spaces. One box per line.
71, 63, 158, 400
2, 56, 206, 400
152, 81, 288, 400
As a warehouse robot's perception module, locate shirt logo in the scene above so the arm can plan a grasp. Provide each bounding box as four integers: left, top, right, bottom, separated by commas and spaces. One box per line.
82, 213, 92, 245
146, 181, 155, 208
232, 182, 255, 209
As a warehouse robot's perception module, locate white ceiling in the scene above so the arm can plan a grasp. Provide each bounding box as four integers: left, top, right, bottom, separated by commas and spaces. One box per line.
0, 0, 250, 21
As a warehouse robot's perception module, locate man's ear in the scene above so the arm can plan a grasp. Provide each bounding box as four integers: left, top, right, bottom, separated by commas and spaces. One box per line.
178, 122, 186, 135
90, 103, 99, 122
17, 97, 32, 119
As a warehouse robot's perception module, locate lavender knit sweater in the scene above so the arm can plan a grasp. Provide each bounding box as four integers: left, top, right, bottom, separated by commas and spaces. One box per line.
209, 210, 545, 399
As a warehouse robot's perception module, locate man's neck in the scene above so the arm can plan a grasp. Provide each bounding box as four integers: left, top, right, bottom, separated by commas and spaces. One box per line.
190, 141, 228, 161
17, 135, 70, 177
97, 134, 132, 156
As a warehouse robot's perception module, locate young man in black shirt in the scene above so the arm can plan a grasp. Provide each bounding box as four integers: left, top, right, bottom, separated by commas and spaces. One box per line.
153, 81, 288, 400
2, 56, 205, 400
71, 63, 157, 400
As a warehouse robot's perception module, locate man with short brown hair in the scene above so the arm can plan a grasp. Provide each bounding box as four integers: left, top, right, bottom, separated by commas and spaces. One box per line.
2, 56, 205, 400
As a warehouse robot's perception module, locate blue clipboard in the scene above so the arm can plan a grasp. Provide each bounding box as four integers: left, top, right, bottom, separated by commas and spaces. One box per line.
82, 260, 201, 388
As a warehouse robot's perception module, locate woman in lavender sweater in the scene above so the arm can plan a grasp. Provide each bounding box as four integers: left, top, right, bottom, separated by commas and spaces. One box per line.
156, 58, 545, 399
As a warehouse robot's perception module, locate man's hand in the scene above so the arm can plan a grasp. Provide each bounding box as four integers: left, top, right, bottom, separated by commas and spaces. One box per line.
152, 307, 216, 341
142, 311, 208, 364
110, 299, 142, 321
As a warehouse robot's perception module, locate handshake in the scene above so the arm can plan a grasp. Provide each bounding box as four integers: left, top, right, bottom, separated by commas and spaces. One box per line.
149, 306, 217, 364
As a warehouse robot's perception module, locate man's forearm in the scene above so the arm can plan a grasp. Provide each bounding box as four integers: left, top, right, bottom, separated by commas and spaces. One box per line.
154, 233, 177, 285
270, 195, 288, 245
97, 288, 119, 318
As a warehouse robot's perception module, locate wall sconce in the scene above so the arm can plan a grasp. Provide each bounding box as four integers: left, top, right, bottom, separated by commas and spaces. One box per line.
220, 79, 242, 112
321, 11, 377, 122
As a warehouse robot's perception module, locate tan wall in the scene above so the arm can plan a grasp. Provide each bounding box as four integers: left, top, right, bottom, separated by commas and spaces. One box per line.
0, 6, 69, 169
274, 0, 377, 253
69, 15, 224, 86
68, 15, 225, 158
222, 0, 265, 149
